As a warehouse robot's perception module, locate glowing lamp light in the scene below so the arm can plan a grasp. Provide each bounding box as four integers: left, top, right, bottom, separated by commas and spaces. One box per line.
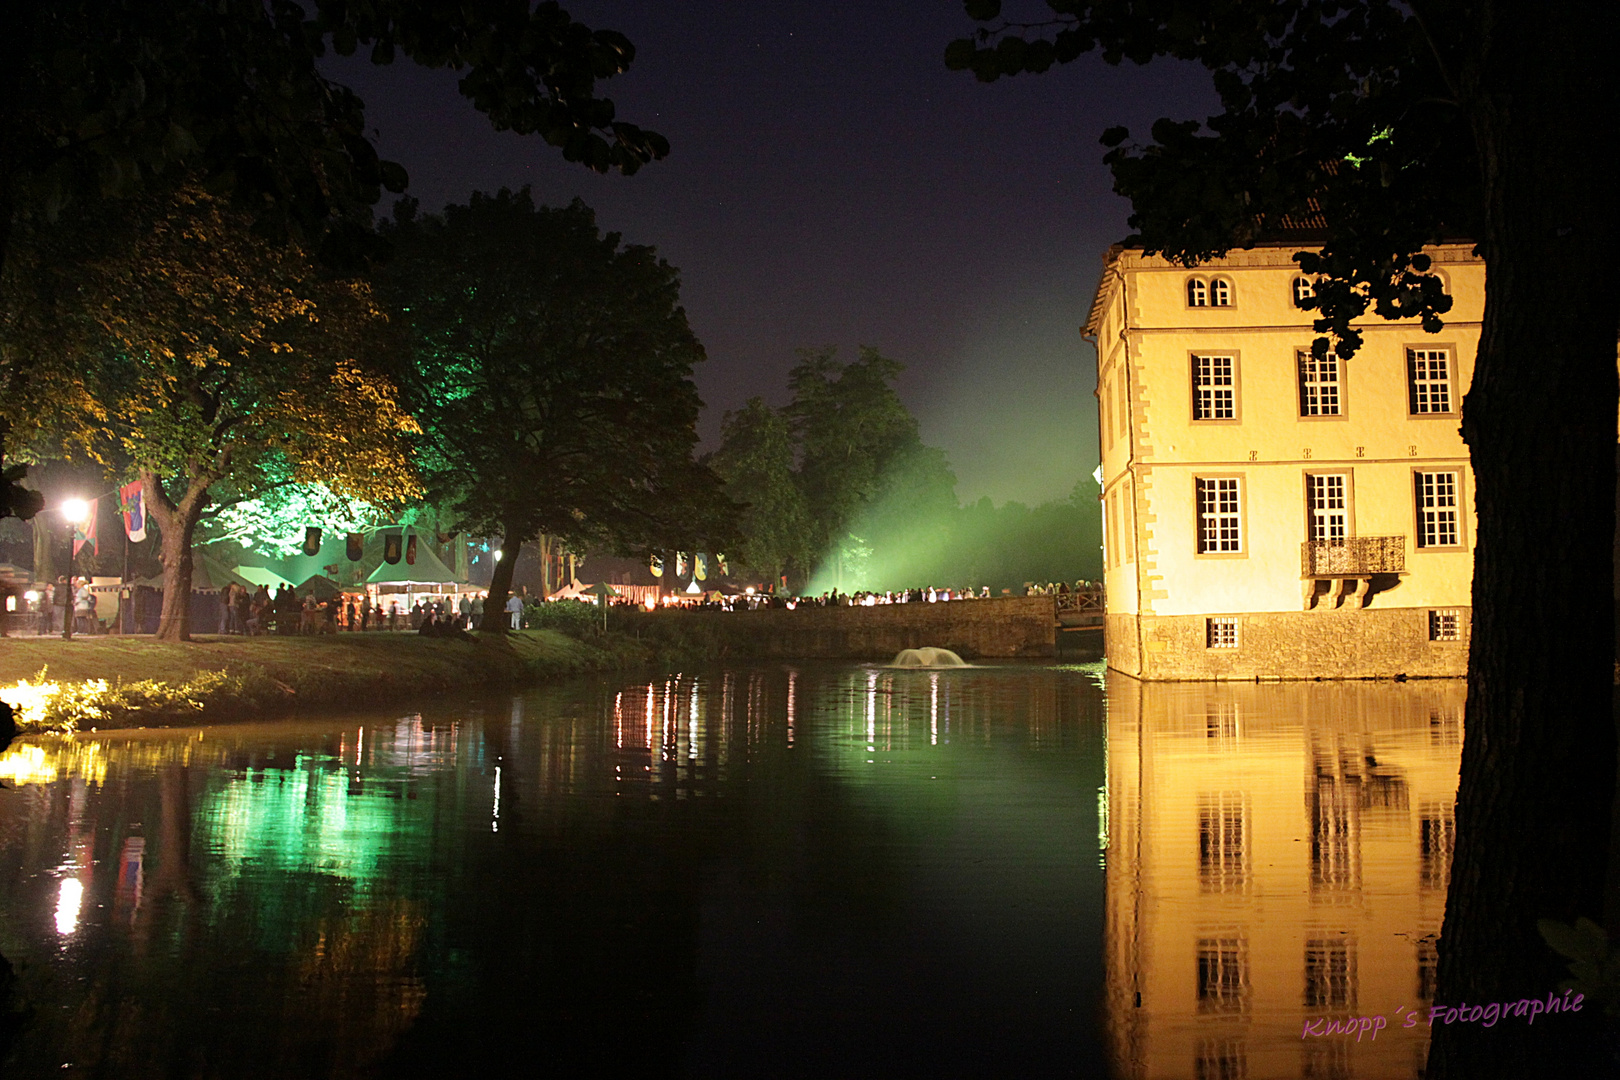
23, 591, 38, 603
744, 587, 755, 596
59, 498, 90, 525
643, 598, 656, 611
492, 550, 503, 562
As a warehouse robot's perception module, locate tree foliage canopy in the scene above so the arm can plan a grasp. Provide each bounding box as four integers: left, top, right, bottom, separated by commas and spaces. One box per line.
708, 398, 812, 587
1, 184, 420, 637
949, 0, 1470, 359
381, 188, 724, 558
0, 0, 666, 266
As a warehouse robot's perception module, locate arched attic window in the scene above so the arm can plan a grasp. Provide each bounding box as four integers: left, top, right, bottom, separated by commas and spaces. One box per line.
1293, 276, 1315, 308
1187, 277, 1209, 307
1209, 277, 1233, 307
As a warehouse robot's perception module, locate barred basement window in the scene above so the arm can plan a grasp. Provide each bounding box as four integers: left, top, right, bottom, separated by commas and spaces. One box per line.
1207, 617, 1239, 649
1415, 471, 1461, 547
1429, 609, 1462, 641
1408, 348, 1453, 414
1297, 350, 1341, 416
1192, 354, 1237, 420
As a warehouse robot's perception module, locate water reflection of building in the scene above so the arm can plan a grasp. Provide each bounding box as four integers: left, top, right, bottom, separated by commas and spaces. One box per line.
1105, 675, 1461, 1080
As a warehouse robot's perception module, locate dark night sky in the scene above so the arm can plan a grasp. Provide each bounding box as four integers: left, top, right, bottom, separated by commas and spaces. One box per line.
327, 2, 1215, 505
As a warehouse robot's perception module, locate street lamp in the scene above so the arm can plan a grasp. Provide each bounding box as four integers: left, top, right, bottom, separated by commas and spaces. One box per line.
59, 499, 89, 641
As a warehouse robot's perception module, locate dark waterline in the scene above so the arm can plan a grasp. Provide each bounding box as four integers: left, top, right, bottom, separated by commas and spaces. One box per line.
0, 662, 1111, 1079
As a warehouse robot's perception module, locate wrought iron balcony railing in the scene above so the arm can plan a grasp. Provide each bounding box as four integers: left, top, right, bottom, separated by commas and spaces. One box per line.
1301, 536, 1406, 577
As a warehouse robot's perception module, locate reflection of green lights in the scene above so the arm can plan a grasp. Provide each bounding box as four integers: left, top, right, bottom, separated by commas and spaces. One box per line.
201, 756, 402, 886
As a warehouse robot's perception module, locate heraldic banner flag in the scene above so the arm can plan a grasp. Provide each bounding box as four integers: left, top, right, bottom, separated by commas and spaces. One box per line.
73, 497, 99, 557
120, 481, 146, 543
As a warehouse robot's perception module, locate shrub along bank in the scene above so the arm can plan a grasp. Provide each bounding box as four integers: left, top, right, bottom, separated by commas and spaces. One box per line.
0, 630, 666, 733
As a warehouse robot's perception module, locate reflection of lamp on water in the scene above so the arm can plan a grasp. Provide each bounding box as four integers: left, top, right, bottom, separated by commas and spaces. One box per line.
59, 498, 90, 641
55, 877, 84, 935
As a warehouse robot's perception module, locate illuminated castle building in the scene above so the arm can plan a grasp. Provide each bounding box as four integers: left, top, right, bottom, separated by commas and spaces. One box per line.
1083, 243, 1482, 679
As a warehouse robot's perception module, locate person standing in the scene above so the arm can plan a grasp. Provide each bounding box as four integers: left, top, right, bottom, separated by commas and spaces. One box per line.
471, 593, 485, 630
360, 593, 373, 631
505, 592, 523, 630
74, 581, 94, 634
458, 593, 472, 628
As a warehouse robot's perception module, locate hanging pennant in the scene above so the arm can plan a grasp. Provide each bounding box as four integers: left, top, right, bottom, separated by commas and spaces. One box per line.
73, 498, 99, 557
649, 553, 663, 578
303, 526, 322, 556
346, 533, 364, 561
120, 481, 146, 543
675, 552, 688, 578
694, 552, 708, 581
715, 553, 728, 577
384, 532, 403, 565
405, 533, 418, 565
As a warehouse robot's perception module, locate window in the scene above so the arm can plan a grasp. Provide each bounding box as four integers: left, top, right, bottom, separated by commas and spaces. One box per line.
1420, 803, 1455, 891
1193, 354, 1237, 420
1297, 350, 1341, 416
1107, 489, 1119, 569
1415, 471, 1461, 547
1197, 478, 1243, 553
1187, 277, 1209, 307
1417, 939, 1439, 1002
1304, 938, 1356, 1010
1207, 617, 1239, 649
1408, 348, 1453, 414
1197, 937, 1249, 1013
1210, 277, 1232, 306
1292, 276, 1315, 308
1199, 793, 1247, 890
1311, 751, 1360, 893
1194, 1039, 1247, 1080
1308, 474, 1348, 543
1429, 609, 1462, 641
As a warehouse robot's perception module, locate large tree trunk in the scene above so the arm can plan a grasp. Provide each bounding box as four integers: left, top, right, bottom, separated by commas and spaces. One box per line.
1430, 5, 1620, 1076
140, 470, 210, 643
480, 532, 522, 635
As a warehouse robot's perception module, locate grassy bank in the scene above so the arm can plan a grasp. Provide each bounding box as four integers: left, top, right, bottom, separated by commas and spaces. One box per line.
0, 630, 656, 733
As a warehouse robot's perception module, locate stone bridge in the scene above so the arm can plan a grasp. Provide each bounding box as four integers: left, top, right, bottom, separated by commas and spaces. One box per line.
702, 595, 1061, 660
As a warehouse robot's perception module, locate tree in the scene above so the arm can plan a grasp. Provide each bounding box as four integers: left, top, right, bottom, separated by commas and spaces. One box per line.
0, 1, 667, 478
3, 186, 419, 640
709, 399, 813, 589
785, 346, 927, 578
0, 0, 666, 273
948, 2, 1618, 1075
380, 189, 726, 633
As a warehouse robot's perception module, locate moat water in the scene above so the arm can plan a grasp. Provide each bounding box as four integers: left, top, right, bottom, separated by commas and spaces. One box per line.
0, 663, 1461, 1078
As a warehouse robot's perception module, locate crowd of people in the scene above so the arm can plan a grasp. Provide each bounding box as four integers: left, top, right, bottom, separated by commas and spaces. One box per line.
25, 576, 98, 634
210, 583, 519, 636
599, 580, 1103, 614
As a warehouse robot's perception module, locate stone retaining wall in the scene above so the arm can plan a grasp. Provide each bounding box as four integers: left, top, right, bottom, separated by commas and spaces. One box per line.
1107, 607, 1470, 680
